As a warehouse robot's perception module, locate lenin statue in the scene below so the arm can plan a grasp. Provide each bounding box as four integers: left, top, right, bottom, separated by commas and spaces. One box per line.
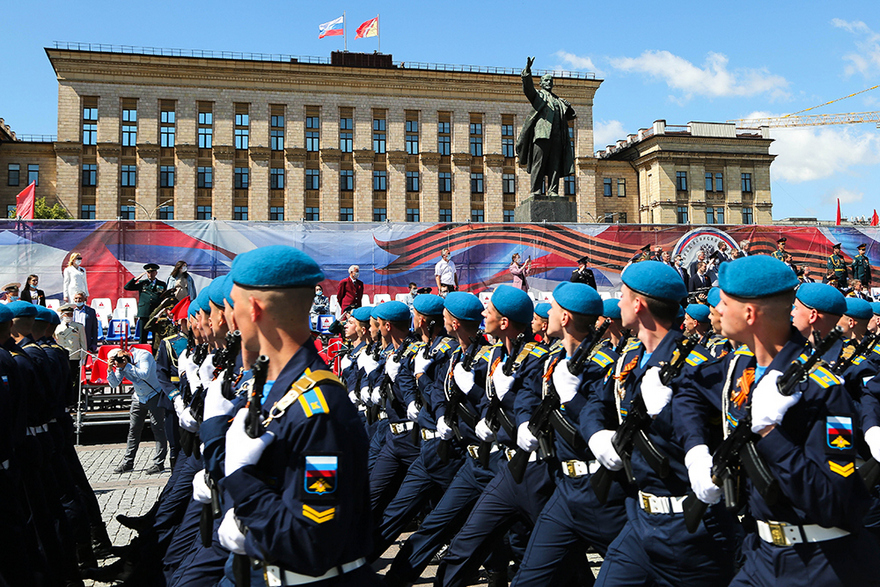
515, 56, 577, 197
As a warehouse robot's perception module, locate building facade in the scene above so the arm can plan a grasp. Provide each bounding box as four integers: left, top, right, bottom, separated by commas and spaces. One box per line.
0, 119, 58, 218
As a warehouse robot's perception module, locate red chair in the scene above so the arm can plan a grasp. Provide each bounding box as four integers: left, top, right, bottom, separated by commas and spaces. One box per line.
89, 344, 153, 386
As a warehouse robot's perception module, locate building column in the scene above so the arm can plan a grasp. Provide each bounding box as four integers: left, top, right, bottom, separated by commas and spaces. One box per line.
285, 148, 306, 221
452, 152, 471, 223
387, 150, 407, 222
136, 144, 159, 219
213, 147, 234, 220
321, 149, 341, 222
250, 147, 270, 221
175, 145, 197, 220
96, 142, 120, 219
485, 154, 504, 223
421, 153, 440, 223
354, 149, 373, 222
575, 157, 597, 223
54, 144, 82, 215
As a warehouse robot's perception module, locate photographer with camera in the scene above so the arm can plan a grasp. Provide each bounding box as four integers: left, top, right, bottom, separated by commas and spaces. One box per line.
109, 347, 168, 474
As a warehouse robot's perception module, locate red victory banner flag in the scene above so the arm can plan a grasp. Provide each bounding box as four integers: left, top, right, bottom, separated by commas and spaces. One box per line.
872, 209, 879, 227
836, 198, 841, 226
15, 181, 36, 219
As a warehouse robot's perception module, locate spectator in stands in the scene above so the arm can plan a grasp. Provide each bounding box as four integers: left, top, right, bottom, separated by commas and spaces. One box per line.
661, 251, 673, 266
310, 284, 331, 317
337, 264, 364, 316
435, 248, 458, 292
651, 245, 664, 262
739, 239, 752, 255
509, 252, 531, 291
20, 274, 45, 306
166, 260, 197, 302
689, 261, 712, 292
402, 282, 418, 309
439, 283, 452, 298
55, 303, 88, 404
1, 282, 20, 303
63, 251, 88, 303
124, 263, 168, 344
688, 250, 707, 281
848, 278, 874, 301
109, 347, 168, 474
72, 291, 99, 353
672, 255, 689, 284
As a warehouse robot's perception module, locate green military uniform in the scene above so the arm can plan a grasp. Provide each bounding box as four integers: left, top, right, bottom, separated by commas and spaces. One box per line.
770, 249, 785, 261
852, 250, 871, 287
827, 250, 848, 286
124, 277, 168, 319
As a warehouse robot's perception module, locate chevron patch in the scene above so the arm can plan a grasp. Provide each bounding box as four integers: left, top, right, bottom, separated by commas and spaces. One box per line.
298, 388, 330, 418
828, 461, 855, 477
302, 504, 335, 524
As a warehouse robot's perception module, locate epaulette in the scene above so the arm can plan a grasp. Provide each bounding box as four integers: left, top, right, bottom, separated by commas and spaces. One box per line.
528, 344, 548, 358
549, 339, 564, 353
591, 350, 614, 369
734, 345, 754, 356
809, 363, 842, 388
477, 343, 499, 363
436, 336, 455, 354
405, 341, 424, 356
623, 339, 642, 354
685, 349, 709, 367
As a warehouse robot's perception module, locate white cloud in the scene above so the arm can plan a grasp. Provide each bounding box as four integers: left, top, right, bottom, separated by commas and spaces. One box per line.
553, 50, 600, 75
608, 50, 789, 101
593, 119, 627, 150
823, 187, 863, 206
832, 18, 880, 78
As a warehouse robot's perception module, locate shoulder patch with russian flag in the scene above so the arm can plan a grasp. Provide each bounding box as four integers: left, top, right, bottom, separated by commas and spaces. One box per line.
826, 416, 855, 454
298, 387, 330, 418
304, 455, 338, 495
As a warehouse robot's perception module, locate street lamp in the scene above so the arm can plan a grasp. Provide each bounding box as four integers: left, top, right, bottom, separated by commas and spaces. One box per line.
126, 198, 173, 220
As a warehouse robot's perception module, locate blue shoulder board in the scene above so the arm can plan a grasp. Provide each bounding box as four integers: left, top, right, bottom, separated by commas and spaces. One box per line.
685, 350, 709, 367
623, 339, 642, 354
591, 351, 614, 368
529, 346, 549, 358
298, 387, 330, 418
809, 365, 842, 388
734, 345, 754, 356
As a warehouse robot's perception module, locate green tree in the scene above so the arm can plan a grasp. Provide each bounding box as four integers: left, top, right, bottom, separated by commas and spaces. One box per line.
8, 197, 72, 219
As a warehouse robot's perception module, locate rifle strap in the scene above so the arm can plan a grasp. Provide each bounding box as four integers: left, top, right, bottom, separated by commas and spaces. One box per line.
721, 355, 745, 439
263, 370, 343, 429
541, 354, 561, 399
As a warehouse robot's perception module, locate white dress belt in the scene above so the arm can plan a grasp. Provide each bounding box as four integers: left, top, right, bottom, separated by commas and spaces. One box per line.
638, 490, 686, 514
264, 558, 367, 586
756, 520, 850, 547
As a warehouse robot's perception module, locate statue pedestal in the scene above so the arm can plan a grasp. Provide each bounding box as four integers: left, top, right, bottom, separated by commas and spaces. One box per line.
513, 196, 577, 223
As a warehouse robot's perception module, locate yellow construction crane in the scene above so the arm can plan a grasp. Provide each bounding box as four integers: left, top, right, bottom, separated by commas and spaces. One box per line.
729, 84, 880, 128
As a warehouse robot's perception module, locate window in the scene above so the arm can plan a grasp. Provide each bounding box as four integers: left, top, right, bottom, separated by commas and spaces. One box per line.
373, 170, 387, 191
706, 207, 716, 224
271, 113, 284, 151
566, 176, 576, 196
568, 125, 575, 149
714, 173, 723, 192
618, 212, 627, 223
471, 208, 484, 222
271, 115, 285, 127
120, 107, 137, 146
339, 207, 353, 221
120, 205, 136, 220
438, 120, 451, 155
716, 207, 725, 224
373, 118, 386, 153
339, 117, 353, 153
373, 207, 387, 222
270, 206, 284, 221
502, 173, 515, 194
8, 164, 20, 186
676, 206, 689, 224
234, 167, 250, 189
676, 171, 687, 191
405, 120, 419, 155
340, 169, 354, 191
159, 165, 174, 188
469, 122, 483, 156
406, 171, 419, 192
503, 210, 515, 223
406, 207, 420, 222
603, 177, 612, 197
26, 164, 38, 186
603, 213, 616, 223
439, 208, 452, 223
502, 124, 515, 158
742, 207, 754, 224
439, 172, 451, 193
160, 110, 175, 147
741, 173, 752, 193
83, 107, 98, 121
120, 165, 136, 187
305, 169, 320, 190
617, 179, 626, 197
270, 168, 284, 190
83, 105, 98, 146
198, 110, 213, 149
81, 204, 96, 219
157, 206, 173, 220
197, 166, 213, 188
470, 172, 484, 193
234, 206, 248, 220
81, 164, 97, 187
197, 205, 212, 220
306, 116, 320, 152
234, 113, 249, 150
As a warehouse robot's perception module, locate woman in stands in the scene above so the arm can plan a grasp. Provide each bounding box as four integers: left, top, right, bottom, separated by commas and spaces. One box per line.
20, 274, 46, 306
63, 251, 89, 303
167, 260, 197, 301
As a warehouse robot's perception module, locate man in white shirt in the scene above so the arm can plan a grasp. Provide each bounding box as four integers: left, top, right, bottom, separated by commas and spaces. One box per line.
434, 248, 458, 293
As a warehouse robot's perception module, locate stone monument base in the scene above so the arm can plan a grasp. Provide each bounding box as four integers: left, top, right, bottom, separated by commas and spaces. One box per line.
513, 195, 577, 223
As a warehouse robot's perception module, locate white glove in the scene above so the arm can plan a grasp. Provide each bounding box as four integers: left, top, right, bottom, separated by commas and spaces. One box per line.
589, 429, 623, 471
517, 421, 538, 452
750, 370, 800, 434
359, 386, 371, 405
552, 359, 582, 404
865, 427, 880, 462
203, 371, 236, 420
172, 395, 186, 418
184, 355, 200, 390
453, 364, 475, 391
685, 445, 722, 505
640, 367, 673, 417
413, 353, 433, 376
198, 354, 216, 387
371, 387, 382, 405
179, 407, 199, 432
492, 368, 516, 400
359, 353, 379, 374
385, 358, 402, 382
224, 408, 275, 477
340, 355, 352, 373
348, 390, 358, 404
437, 416, 453, 440
407, 401, 420, 422
218, 509, 247, 555
178, 349, 193, 377
475, 418, 496, 442
192, 470, 212, 504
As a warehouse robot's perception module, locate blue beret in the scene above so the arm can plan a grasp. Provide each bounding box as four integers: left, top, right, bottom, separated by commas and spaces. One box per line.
7, 301, 37, 318
719, 256, 798, 299
844, 297, 873, 320
34, 305, 55, 322
490, 285, 534, 324
221, 275, 235, 308
602, 298, 622, 320
207, 276, 228, 307
621, 261, 687, 303
352, 306, 373, 322
706, 287, 722, 308
0, 305, 13, 323
374, 300, 411, 323
188, 300, 199, 318
552, 282, 603, 316
370, 306, 382, 319
443, 292, 484, 322
795, 283, 846, 316
230, 245, 323, 289
413, 294, 445, 317
534, 303, 551, 319
872, 302, 880, 316
49, 309, 61, 325
685, 304, 711, 323
195, 289, 212, 314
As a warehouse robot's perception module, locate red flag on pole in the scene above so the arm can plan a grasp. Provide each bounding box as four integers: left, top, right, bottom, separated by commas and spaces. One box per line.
15, 181, 36, 219
871, 209, 879, 227
835, 198, 841, 226
355, 16, 379, 39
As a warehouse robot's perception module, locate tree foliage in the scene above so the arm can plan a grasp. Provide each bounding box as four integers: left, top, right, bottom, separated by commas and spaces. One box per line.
7, 197, 72, 219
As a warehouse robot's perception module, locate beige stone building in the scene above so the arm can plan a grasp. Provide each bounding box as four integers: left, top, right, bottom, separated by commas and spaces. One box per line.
0, 119, 58, 217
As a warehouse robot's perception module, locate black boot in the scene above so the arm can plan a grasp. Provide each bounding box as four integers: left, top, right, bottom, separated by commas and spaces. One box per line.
91, 524, 114, 559
487, 570, 508, 587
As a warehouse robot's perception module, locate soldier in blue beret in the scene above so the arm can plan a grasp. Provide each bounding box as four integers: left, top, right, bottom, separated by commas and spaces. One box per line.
791, 282, 847, 364
600, 297, 631, 354
581, 260, 736, 586
340, 306, 373, 409
683, 303, 711, 341
213, 245, 379, 586
676, 255, 877, 586
703, 287, 734, 358
532, 302, 552, 345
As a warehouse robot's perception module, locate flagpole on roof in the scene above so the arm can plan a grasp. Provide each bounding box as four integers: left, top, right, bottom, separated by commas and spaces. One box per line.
343, 11, 347, 52
377, 14, 380, 53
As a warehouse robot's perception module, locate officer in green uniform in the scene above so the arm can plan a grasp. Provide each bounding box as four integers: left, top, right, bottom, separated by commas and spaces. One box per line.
124, 263, 168, 343
770, 237, 787, 262
852, 243, 872, 288
827, 243, 848, 290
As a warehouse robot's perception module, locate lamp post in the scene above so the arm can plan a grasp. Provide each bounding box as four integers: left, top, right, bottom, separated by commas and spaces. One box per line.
126, 198, 173, 220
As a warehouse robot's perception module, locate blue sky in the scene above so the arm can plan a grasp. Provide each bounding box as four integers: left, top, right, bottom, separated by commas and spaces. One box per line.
3, 0, 879, 222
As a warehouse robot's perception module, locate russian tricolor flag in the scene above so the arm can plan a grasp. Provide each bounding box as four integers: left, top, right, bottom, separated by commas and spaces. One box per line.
319, 16, 344, 39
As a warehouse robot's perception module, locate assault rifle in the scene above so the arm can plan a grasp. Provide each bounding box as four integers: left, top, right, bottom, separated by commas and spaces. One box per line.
374, 334, 417, 418
218, 330, 242, 401
591, 335, 698, 503
681, 327, 843, 532
477, 333, 527, 467
832, 331, 878, 376
614, 329, 632, 356
437, 330, 485, 462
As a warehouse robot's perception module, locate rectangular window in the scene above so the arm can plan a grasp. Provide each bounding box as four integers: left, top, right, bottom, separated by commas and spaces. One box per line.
715, 173, 723, 192
438, 119, 451, 155
197, 166, 213, 188
234, 167, 250, 189
270, 112, 285, 151
603, 213, 615, 223
676, 171, 687, 191
120, 205, 136, 220
198, 109, 213, 149
373, 170, 387, 191
121, 107, 137, 146
469, 122, 483, 156
741, 173, 752, 193
270, 206, 284, 221
502, 173, 515, 194
82, 164, 97, 187
83, 104, 98, 146
83, 107, 98, 121
271, 115, 285, 127
120, 165, 136, 187
27, 164, 38, 186
373, 207, 387, 222
339, 116, 353, 153
160, 109, 175, 148
81, 204, 96, 219
159, 165, 174, 188
742, 207, 753, 224
405, 119, 419, 155
502, 124, 515, 158
197, 205, 212, 220
439, 172, 451, 193
234, 109, 249, 150
706, 208, 716, 224
235, 129, 249, 150
676, 205, 689, 224
503, 210, 515, 223
306, 114, 320, 152
618, 212, 627, 223
305, 169, 320, 190
8, 164, 20, 186
617, 178, 626, 197
439, 208, 452, 223
470, 172, 484, 193
234, 206, 248, 220
565, 176, 576, 196
705, 172, 713, 192
717, 207, 725, 223
373, 118, 386, 154
471, 208, 484, 222
339, 207, 353, 221
157, 205, 174, 220
406, 207, 420, 222
406, 171, 420, 192
270, 168, 284, 190
603, 177, 612, 197
340, 169, 354, 191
